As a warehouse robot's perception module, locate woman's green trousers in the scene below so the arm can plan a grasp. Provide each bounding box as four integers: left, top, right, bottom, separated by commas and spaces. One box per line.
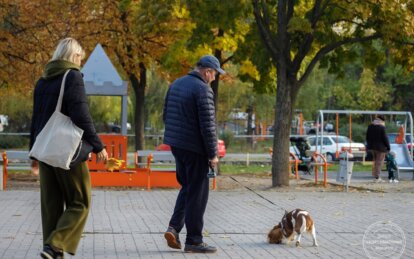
39, 161, 91, 255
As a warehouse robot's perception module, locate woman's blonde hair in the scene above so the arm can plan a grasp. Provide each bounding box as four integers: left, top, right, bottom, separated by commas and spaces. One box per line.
51, 37, 85, 63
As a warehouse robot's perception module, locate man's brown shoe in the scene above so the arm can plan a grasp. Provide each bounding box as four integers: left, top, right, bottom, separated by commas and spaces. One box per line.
164, 226, 181, 249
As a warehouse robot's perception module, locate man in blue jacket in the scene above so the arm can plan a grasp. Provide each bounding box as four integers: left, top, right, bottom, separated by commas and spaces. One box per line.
163, 55, 224, 253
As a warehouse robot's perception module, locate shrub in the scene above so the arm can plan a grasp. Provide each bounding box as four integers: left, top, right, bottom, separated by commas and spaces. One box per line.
0, 135, 29, 149
219, 130, 234, 148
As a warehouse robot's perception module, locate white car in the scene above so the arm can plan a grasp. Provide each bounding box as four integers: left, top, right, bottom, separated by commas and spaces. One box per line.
290, 135, 366, 162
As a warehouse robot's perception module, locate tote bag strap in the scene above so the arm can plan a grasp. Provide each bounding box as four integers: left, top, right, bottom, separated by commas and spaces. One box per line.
55, 70, 71, 112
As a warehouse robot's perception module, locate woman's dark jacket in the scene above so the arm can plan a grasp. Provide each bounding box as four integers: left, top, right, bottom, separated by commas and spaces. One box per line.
30, 69, 104, 153
163, 71, 217, 159
366, 123, 390, 153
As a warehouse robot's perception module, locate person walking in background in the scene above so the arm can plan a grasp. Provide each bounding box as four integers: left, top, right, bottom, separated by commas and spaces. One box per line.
30, 38, 108, 258
366, 115, 390, 183
162, 55, 225, 253
386, 151, 399, 183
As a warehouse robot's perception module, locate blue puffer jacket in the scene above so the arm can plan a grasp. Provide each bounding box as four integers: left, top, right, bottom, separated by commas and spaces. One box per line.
163, 71, 217, 159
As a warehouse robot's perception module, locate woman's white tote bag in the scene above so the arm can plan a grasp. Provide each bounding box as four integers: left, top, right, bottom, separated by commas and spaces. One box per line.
29, 70, 84, 170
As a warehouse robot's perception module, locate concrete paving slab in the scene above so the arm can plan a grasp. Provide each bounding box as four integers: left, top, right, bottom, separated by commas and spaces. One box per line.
1, 188, 413, 258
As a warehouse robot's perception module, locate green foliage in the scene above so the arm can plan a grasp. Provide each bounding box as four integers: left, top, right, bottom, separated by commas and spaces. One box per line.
185, 0, 251, 50
338, 122, 367, 143
144, 68, 169, 132
0, 135, 29, 149
0, 90, 32, 132
295, 65, 333, 120
219, 164, 271, 175
219, 130, 234, 149
88, 96, 123, 128
234, 25, 276, 93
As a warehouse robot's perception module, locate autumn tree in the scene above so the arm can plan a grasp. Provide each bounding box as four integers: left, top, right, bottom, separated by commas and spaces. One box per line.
252, 0, 414, 186
179, 0, 251, 110
0, 0, 189, 150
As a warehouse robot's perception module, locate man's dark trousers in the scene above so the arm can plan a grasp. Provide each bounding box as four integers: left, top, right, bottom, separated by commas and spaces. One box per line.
169, 147, 210, 245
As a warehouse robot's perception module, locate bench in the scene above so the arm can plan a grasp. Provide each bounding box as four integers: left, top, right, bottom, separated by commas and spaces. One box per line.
1, 150, 32, 190
89, 135, 184, 190
87, 135, 152, 189
135, 150, 179, 190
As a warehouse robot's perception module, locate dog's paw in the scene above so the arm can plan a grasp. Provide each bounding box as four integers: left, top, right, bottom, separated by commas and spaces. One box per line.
296, 241, 300, 247
313, 242, 319, 247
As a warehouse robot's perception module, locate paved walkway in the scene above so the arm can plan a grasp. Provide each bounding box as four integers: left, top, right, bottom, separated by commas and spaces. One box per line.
301, 166, 414, 193
1, 180, 413, 258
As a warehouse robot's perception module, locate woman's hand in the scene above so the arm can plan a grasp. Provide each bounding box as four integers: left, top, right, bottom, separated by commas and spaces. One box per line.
97, 148, 108, 163
31, 160, 39, 176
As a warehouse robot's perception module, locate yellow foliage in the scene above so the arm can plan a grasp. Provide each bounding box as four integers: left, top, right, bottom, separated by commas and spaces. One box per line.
213, 33, 239, 52
193, 44, 213, 60
106, 158, 125, 172
239, 59, 260, 81
172, 5, 190, 19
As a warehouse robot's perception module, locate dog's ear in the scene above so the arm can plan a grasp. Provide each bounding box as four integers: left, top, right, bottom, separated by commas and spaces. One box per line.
272, 224, 280, 230
268, 227, 283, 244
284, 210, 288, 215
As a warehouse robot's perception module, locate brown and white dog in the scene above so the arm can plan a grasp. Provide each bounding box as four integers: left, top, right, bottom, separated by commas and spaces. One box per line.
268, 209, 318, 247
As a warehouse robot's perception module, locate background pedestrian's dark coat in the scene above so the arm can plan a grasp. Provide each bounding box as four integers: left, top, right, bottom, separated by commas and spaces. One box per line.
366, 123, 390, 152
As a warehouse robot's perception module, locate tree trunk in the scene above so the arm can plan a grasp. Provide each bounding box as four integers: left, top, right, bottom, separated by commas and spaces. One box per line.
130, 62, 146, 151
211, 47, 223, 111
271, 63, 293, 187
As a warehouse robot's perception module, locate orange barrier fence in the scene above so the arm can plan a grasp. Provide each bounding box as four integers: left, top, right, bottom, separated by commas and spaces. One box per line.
89, 134, 216, 190
2, 152, 8, 190
311, 152, 333, 187
289, 152, 300, 180
88, 134, 182, 190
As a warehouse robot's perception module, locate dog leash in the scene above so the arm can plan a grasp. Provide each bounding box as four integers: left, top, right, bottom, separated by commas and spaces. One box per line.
229, 176, 286, 212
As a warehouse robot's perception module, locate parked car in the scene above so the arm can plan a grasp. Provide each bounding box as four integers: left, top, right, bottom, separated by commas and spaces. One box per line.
290, 135, 366, 162
155, 139, 227, 158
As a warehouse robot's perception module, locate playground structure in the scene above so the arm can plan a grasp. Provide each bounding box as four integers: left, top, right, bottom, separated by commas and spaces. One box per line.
289, 110, 414, 184
316, 110, 414, 177
390, 143, 414, 179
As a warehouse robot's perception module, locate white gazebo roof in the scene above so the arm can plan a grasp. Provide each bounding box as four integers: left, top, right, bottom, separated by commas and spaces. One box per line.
82, 44, 127, 95
81, 44, 128, 134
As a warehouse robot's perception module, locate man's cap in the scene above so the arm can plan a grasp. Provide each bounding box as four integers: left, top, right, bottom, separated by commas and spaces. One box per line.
196, 55, 225, 74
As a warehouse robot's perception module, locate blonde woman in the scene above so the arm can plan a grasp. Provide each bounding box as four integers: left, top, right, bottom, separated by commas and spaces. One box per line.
30, 38, 108, 258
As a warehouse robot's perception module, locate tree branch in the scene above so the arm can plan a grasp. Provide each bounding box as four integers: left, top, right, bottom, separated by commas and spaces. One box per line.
252, 0, 279, 60
222, 55, 233, 65
291, 0, 325, 74
297, 33, 381, 87
391, 39, 414, 46
287, 0, 294, 22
